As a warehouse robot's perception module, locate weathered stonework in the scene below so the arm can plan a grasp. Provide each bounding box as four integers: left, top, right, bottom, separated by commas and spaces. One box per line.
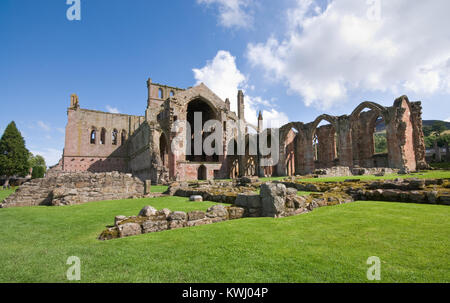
60, 76, 427, 183
98, 177, 449, 240
0, 172, 144, 208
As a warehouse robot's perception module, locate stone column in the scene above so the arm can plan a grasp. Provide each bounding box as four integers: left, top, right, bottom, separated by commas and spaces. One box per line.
144, 180, 152, 195
316, 125, 336, 168
337, 116, 353, 167
303, 127, 315, 174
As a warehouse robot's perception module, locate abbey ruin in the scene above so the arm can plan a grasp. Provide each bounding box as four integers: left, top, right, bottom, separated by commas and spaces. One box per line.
57, 78, 428, 184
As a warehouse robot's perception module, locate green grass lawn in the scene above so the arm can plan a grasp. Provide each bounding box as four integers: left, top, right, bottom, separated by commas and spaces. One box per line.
0, 196, 448, 283
0, 188, 16, 202
150, 185, 168, 193
217, 170, 450, 183
298, 170, 450, 183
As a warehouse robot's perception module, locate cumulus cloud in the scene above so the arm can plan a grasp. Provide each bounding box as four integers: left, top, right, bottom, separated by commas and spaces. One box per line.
30, 148, 62, 167
197, 0, 253, 29
193, 50, 289, 130
247, 0, 450, 110
106, 105, 120, 114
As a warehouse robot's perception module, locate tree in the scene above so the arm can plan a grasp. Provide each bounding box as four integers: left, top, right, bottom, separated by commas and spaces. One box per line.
423, 125, 433, 137
31, 165, 45, 179
29, 154, 46, 169
431, 121, 447, 137
374, 133, 387, 154
0, 121, 30, 186
29, 154, 47, 179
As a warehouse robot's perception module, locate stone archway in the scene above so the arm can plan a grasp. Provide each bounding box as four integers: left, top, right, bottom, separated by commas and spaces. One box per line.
186, 98, 219, 162
197, 165, 207, 180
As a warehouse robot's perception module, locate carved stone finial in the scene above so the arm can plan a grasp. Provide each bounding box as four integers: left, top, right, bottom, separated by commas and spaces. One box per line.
70, 94, 79, 109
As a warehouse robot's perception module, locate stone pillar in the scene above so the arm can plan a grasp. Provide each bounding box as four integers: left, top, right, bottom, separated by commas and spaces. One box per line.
385, 97, 417, 171
237, 90, 245, 121
316, 125, 336, 168
351, 121, 360, 166
277, 145, 286, 176
144, 180, 152, 195
410, 102, 428, 169
337, 116, 353, 167
303, 127, 315, 174
146, 78, 152, 108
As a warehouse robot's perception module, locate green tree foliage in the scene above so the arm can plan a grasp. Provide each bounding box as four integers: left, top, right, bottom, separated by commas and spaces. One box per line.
0, 121, 30, 181
423, 125, 433, 137
29, 154, 46, 168
431, 121, 447, 137
374, 133, 387, 154
31, 165, 45, 179
29, 154, 47, 179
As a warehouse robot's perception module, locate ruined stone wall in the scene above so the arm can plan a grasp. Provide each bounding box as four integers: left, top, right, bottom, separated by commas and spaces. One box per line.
63, 104, 144, 173
273, 96, 426, 176
410, 101, 428, 169
316, 124, 336, 168
0, 172, 144, 208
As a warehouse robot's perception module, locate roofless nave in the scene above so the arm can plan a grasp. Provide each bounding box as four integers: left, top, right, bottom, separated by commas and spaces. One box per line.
56, 77, 427, 183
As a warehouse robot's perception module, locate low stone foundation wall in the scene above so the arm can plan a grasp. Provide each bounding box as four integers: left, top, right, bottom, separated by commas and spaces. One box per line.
99, 182, 354, 240
1, 172, 145, 208
350, 178, 450, 205
313, 166, 397, 177
166, 179, 262, 204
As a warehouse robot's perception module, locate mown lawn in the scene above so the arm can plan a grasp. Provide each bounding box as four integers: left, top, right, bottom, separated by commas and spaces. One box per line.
218, 170, 450, 183
0, 196, 448, 283
150, 185, 168, 193
0, 188, 16, 202
298, 170, 450, 183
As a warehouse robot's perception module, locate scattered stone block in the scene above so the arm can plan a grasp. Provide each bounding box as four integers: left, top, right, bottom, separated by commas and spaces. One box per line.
186, 218, 212, 227
187, 210, 206, 221
139, 206, 157, 217
189, 195, 203, 202
119, 223, 142, 238
142, 220, 168, 233
206, 205, 228, 220
260, 183, 286, 217
227, 207, 245, 220
168, 211, 187, 221
114, 215, 127, 226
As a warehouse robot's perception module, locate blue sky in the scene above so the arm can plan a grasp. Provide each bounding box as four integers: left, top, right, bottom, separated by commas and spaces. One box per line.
1, 0, 449, 166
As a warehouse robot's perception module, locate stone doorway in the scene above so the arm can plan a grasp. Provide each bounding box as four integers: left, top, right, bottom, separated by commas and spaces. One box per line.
198, 165, 207, 180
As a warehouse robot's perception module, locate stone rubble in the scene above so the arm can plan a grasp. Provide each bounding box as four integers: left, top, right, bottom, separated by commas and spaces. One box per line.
0, 171, 145, 208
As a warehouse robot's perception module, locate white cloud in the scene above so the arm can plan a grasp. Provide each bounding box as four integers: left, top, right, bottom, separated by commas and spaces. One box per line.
197, 0, 253, 29
247, 0, 450, 110
30, 148, 62, 167
193, 50, 246, 114
446, 117, 450, 123
37, 121, 50, 132
106, 105, 120, 114
193, 50, 289, 130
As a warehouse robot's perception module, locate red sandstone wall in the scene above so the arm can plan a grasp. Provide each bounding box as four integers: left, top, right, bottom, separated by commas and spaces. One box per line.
63, 108, 144, 173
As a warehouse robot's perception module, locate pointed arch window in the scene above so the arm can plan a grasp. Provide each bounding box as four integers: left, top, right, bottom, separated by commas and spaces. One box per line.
100, 128, 106, 145
90, 129, 97, 144
121, 130, 127, 145
112, 129, 118, 145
